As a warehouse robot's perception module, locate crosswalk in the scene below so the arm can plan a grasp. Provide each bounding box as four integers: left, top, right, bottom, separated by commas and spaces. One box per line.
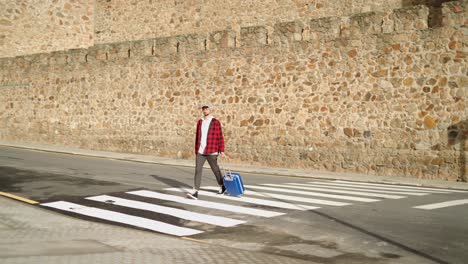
42, 201, 204, 236
127, 190, 284, 217
164, 187, 321, 210
86, 195, 246, 227
40, 180, 467, 237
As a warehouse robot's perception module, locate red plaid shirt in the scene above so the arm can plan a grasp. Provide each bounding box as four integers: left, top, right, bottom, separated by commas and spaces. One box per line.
195, 118, 225, 154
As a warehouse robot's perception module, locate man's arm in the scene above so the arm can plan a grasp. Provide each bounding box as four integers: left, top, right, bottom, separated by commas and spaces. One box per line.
217, 120, 225, 155
194, 120, 201, 154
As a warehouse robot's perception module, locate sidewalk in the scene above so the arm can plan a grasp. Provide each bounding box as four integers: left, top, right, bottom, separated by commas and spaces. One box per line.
1, 141, 467, 191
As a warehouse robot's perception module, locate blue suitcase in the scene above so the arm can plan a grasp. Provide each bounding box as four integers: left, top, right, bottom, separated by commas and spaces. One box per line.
223, 172, 245, 196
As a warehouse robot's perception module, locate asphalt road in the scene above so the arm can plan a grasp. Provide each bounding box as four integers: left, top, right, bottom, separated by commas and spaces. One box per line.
1, 146, 467, 264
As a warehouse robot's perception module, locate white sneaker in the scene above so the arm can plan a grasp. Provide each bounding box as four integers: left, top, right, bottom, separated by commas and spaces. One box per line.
186, 191, 198, 200
218, 185, 226, 194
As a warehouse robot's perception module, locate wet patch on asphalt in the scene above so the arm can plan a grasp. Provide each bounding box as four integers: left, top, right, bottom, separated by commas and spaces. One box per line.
0, 166, 130, 201
193, 223, 401, 263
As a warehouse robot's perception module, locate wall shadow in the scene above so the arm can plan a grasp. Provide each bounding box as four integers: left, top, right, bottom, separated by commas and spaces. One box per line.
402, 0, 451, 6
308, 210, 451, 264
448, 120, 467, 182
151, 174, 191, 188
401, 0, 451, 27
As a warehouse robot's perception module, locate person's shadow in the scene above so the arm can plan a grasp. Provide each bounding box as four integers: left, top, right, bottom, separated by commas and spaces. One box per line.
151, 174, 191, 188
448, 120, 467, 182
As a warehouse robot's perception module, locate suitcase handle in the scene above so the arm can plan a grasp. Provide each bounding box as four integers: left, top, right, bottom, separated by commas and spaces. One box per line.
219, 156, 233, 179
221, 166, 233, 180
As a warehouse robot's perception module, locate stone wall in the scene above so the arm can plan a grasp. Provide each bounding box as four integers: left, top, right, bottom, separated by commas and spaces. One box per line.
0, 1, 466, 181
1, 0, 453, 58
0, 0, 94, 58
94, 0, 406, 45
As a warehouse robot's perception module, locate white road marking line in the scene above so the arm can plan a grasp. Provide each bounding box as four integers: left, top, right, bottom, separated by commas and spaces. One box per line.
334, 180, 467, 193
259, 184, 405, 199
413, 199, 468, 210
300, 182, 443, 194
86, 195, 245, 227
289, 182, 429, 196
204, 186, 350, 206
309, 181, 447, 194
164, 188, 319, 211
256, 184, 380, 202
127, 190, 284, 218
41, 201, 202, 237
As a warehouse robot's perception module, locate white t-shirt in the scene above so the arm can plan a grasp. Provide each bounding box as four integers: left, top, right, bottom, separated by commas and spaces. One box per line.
198, 116, 213, 154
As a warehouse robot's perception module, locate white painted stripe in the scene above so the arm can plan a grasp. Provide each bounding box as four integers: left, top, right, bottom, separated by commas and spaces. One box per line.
413, 199, 468, 210
260, 184, 405, 199
289, 182, 429, 196
127, 190, 284, 218
204, 186, 350, 206
164, 188, 319, 211
86, 195, 245, 227
305, 182, 445, 194
334, 180, 467, 193
257, 184, 380, 202
41, 201, 202, 236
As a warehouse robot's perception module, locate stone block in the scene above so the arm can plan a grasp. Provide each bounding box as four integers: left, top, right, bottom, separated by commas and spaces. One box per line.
209, 30, 236, 49
0, 58, 12, 69
132, 39, 155, 57
28, 53, 49, 66
273, 21, 304, 47
107, 42, 132, 60
309, 17, 341, 40
240, 26, 268, 47
174, 34, 206, 54
13, 56, 31, 68
441, 0, 466, 28
153, 34, 208, 57
382, 12, 395, 34
67, 48, 88, 64
86, 45, 108, 62
392, 5, 429, 32
348, 12, 384, 36
49, 51, 69, 65
153, 37, 179, 57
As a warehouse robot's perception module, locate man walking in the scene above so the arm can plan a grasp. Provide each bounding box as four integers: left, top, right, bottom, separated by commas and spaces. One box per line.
187, 104, 226, 200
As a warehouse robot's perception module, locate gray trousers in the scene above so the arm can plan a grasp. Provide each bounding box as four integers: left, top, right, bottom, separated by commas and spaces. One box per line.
194, 154, 223, 190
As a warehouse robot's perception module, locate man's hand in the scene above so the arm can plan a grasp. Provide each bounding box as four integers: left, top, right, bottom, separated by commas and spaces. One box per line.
220, 152, 226, 158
